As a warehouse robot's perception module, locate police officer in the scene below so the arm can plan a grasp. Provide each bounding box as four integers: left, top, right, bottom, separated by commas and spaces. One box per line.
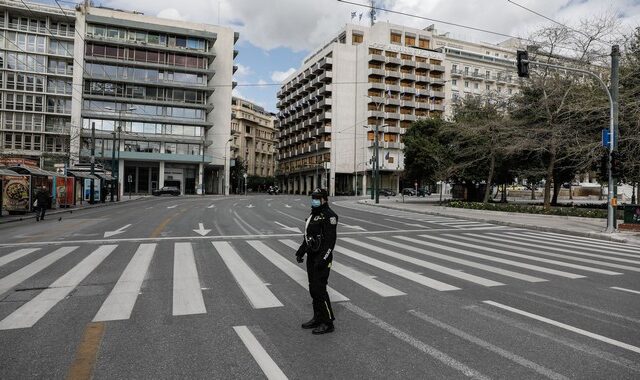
295, 188, 338, 334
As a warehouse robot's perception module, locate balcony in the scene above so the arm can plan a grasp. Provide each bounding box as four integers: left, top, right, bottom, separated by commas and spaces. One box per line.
386, 57, 401, 65
385, 84, 402, 93
386, 97, 400, 106
431, 64, 446, 72
401, 60, 416, 68
385, 70, 401, 79
401, 73, 416, 81
450, 69, 463, 77
430, 104, 445, 111
401, 86, 416, 94
383, 142, 403, 149
382, 126, 400, 134
401, 100, 416, 108
430, 78, 446, 85
416, 62, 430, 70
367, 110, 384, 118
430, 91, 446, 98
368, 68, 385, 76
369, 82, 385, 90
401, 114, 416, 122
385, 112, 401, 120
415, 75, 429, 83
369, 54, 385, 63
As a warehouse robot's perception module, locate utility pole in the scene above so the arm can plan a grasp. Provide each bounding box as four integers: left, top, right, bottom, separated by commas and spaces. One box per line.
90, 121, 95, 204
610, 45, 620, 230
110, 129, 116, 202
374, 116, 380, 204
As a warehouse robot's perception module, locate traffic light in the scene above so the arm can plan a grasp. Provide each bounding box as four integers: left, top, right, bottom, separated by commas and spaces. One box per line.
516, 50, 529, 78
611, 151, 623, 178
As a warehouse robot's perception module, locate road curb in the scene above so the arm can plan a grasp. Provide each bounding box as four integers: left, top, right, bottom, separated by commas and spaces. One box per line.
0, 197, 150, 226
358, 200, 635, 244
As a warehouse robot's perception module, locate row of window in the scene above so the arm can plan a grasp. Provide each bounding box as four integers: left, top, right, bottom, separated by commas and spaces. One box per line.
85, 43, 209, 69
451, 64, 513, 80
3, 132, 66, 153
84, 81, 207, 104
4, 52, 46, 73
368, 48, 440, 64
85, 63, 207, 85
4, 32, 47, 53
86, 24, 207, 51
451, 80, 514, 94
82, 118, 203, 137
0, 113, 69, 133
5, 15, 74, 36
83, 100, 205, 121
2, 73, 73, 95
82, 138, 203, 156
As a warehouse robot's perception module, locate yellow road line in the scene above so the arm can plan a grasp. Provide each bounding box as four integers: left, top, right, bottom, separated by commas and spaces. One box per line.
66, 322, 105, 380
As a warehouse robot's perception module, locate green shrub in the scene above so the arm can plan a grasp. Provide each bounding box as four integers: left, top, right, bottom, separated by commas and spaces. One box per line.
446, 201, 614, 218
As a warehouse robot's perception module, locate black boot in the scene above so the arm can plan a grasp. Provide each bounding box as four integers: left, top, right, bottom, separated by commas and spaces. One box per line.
301, 318, 320, 329
311, 323, 334, 335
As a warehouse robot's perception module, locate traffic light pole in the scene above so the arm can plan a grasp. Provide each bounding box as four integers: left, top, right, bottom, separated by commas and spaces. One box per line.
520, 45, 620, 232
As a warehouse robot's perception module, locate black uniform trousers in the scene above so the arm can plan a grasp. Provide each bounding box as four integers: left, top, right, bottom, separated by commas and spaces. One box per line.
306, 253, 335, 324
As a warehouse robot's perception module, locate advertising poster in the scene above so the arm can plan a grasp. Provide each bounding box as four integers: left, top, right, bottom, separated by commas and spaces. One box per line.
2, 175, 31, 213
83, 178, 101, 202
55, 177, 74, 207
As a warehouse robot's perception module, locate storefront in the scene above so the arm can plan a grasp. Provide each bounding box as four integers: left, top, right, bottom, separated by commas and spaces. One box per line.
9, 166, 59, 210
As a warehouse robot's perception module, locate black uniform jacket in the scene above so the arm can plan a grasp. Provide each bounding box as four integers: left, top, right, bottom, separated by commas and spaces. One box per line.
296, 203, 338, 262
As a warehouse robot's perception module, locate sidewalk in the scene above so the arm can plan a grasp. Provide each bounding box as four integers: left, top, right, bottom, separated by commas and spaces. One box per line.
358, 197, 640, 245
0, 195, 149, 225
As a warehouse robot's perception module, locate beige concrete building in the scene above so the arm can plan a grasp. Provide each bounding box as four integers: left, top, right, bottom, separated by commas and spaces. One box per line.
230, 97, 277, 180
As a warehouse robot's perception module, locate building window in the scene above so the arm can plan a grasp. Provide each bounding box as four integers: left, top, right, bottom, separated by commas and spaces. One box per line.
352, 32, 363, 45
464, 81, 469, 88
390, 32, 401, 44
418, 37, 429, 49
451, 79, 457, 87
486, 84, 490, 91
405, 35, 415, 46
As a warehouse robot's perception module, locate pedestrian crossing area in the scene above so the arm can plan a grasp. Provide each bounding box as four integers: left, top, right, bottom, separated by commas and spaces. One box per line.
335, 201, 504, 229
0, 230, 639, 330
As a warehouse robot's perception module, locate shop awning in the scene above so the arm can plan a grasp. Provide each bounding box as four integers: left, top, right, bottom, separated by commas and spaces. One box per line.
0, 168, 19, 176
95, 173, 114, 181
8, 166, 59, 177
66, 171, 99, 180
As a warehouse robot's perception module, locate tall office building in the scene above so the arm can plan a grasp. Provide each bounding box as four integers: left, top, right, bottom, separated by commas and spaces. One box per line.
276, 22, 520, 196
0, 0, 238, 195
276, 22, 446, 196
230, 97, 277, 181
0, 0, 76, 169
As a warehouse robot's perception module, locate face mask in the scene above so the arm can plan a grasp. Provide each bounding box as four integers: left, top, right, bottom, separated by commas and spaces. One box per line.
311, 199, 321, 208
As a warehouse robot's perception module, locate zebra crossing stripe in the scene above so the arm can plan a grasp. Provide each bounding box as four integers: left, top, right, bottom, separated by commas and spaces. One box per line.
93, 244, 156, 322
173, 242, 206, 316
397, 236, 585, 279
334, 245, 460, 291
483, 300, 640, 355
610, 286, 640, 295
340, 238, 504, 287
525, 231, 636, 250
367, 237, 547, 283
233, 326, 288, 380
473, 234, 640, 272
248, 240, 349, 302
0, 245, 116, 330
425, 235, 621, 275
0, 247, 78, 296
513, 232, 639, 256
280, 239, 406, 297
213, 242, 283, 309
0, 248, 40, 267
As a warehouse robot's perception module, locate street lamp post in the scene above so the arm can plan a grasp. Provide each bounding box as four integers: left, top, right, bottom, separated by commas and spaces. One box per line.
105, 106, 135, 201
365, 95, 384, 204
223, 137, 233, 195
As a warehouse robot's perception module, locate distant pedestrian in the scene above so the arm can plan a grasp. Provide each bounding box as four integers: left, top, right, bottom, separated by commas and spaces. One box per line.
295, 188, 338, 334
34, 186, 49, 222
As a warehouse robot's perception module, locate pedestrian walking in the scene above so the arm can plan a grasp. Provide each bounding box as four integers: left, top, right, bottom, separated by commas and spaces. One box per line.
34, 186, 50, 222
295, 188, 338, 334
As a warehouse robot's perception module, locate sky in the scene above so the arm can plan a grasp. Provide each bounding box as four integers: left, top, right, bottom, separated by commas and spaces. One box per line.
43, 0, 640, 112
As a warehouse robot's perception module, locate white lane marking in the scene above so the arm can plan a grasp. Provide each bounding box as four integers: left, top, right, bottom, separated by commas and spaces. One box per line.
422, 235, 620, 276
525, 230, 636, 250
284, 204, 292, 208
167, 205, 178, 209
0, 248, 39, 267
93, 244, 156, 322
484, 300, 640, 355
233, 326, 288, 380
207, 204, 215, 209
398, 236, 584, 279
513, 232, 639, 256
525, 291, 640, 325
274, 222, 301, 234
0, 247, 77, 296
468, 305, 640, 373
193, 223, 211, 236
610, 286, 640, 295
384, 219, 430, 228
368, 237, 546, 283
233, 211, 262, 235
457, 234, 637, 273
104, 224, 131, 238
173, 242, 206, 316
280, 240, 405, 297
247, 240, 349, 302
341, 238, 504, 287
408, 309, 568, 380
338, 222, 366, 231
0, 245, 116, 330
340, 215, 401, 230
342, 302, 489, 380
213, 242, 283, 309
247, 204, 255, 208
334, 245, 460, 291
483, 233, 640, 266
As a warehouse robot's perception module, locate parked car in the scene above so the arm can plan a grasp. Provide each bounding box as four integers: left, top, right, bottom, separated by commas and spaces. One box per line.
152, 186, 180, 196
379, 188, 396, 196
417, 187, 431, 197
402, 188, 416, 196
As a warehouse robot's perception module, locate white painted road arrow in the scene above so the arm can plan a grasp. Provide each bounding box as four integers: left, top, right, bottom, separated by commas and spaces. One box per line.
207, 204, 215, 209
167, 205, 178, 209
274, 221, 301, 234
339, 222, 366, 231
246, 204, 255, 208
104, 224, 131, 238
193, 223, 211, 236
284, 204, 292, 208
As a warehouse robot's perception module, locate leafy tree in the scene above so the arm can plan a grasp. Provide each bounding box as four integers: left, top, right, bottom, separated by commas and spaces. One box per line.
403, 118, 452, 188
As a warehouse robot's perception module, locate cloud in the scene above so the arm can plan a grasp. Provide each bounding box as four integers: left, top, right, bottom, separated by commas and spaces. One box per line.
271, 68, 296, 83
234, 63, 252, 79
156, 8, 186, 21
257, 79, 269, 86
